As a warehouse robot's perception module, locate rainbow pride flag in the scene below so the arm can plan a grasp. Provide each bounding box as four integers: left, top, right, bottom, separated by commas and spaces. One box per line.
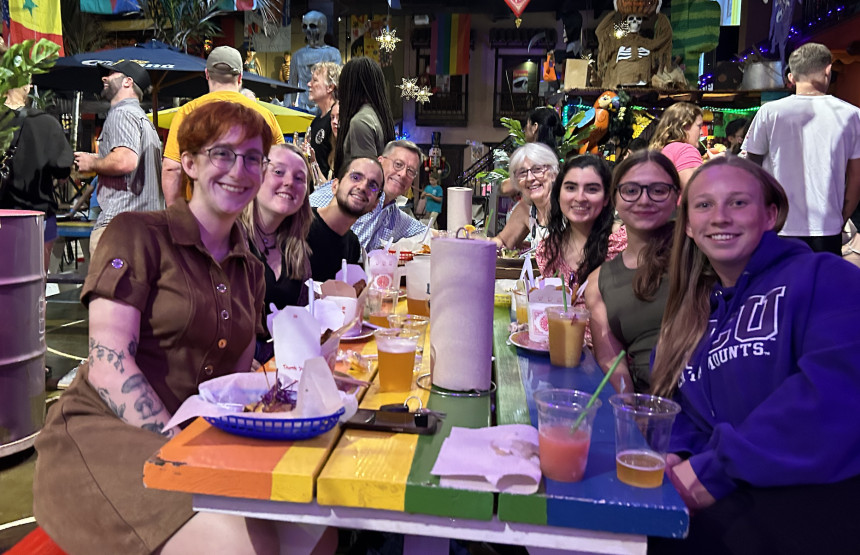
430, 13, 470, 76
2, 0, 63, 55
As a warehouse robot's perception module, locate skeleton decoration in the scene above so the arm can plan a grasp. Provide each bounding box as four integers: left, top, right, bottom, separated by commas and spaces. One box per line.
596, 0, 673, 88
286, 11, 342, 113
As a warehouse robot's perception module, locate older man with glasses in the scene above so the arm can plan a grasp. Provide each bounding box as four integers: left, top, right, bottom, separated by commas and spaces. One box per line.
309, 139, 428, 250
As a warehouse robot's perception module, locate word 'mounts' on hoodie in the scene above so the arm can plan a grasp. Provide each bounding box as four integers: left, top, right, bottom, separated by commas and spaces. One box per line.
667, 231, 860, 501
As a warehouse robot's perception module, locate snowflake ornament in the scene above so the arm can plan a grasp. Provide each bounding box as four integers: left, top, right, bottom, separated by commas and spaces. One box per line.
377, 27, 401, 53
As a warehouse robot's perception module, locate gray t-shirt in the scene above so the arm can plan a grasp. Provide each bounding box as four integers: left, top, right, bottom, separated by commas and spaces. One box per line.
96, 98, 164, 229
343, 103, 385, 164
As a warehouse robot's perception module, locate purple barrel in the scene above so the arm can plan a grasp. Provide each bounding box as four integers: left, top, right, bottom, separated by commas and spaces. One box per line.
0, 210, 46, 457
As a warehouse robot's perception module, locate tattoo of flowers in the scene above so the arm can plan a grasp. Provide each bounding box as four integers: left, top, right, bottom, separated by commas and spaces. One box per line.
121, 374, 164, 419
88, 337, 127, 374
97, 388, 126, 420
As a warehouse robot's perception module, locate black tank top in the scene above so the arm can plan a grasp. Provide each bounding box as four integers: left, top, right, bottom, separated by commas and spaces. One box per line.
597, 254, 670, 392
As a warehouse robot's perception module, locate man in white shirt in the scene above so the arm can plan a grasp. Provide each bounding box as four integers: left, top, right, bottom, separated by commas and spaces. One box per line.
743, 42, 860, 255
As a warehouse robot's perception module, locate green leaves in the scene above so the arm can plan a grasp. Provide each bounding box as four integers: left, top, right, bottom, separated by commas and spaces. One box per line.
500, 117, 526, 147
559, 109, 594, 160
0, 39, 60, 152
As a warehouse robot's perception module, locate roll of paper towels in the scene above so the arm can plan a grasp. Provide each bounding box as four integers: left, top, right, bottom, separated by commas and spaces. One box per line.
447, 187, 472, 233
430, 237, 495, 391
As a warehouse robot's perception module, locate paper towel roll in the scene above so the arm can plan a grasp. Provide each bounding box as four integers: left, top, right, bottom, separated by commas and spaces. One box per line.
430, 237, 496, 391
446, 187, 472, 232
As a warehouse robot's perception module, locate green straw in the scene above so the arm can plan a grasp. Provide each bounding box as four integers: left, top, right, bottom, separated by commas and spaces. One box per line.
571, 350, 626, 432
556, 270, 568, 311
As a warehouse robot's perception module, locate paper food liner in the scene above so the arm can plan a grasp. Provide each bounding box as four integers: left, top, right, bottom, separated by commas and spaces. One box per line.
322, 264, 370, 338
164, 358, 359, 431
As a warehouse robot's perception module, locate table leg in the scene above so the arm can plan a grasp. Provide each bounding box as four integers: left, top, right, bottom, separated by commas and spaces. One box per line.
403, 534, 449, 555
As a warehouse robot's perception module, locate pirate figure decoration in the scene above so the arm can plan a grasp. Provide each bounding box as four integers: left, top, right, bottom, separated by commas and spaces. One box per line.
596, 0, 673, 88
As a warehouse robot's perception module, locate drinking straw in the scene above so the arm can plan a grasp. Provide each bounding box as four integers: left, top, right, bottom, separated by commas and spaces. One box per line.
557, 271, 568, 311
385, 237, 394, 252
341, 258, 348, 281
572, 350, 626, 432
486, 208, 495, 229
420, 214, 437, 244
574, 279, 588, 304
305, 278, 315, 315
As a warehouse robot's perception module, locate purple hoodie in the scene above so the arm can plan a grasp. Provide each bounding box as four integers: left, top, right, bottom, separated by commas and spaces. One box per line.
666, 231, 860, 500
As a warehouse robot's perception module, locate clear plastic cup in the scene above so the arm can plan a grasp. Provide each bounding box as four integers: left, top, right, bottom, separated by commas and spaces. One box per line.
534, 389, 602, 483
366, 287, 400, 327
374, 329, 420, 392
387, 314, 429, 357
405, 258, 431, 317
546, 306, 589, 367
513, 291, 529, 325
609, 393, 681, 488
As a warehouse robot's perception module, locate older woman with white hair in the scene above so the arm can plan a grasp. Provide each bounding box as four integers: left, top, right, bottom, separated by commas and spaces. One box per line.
492, 142, 559, 250
306, 61, 341, 179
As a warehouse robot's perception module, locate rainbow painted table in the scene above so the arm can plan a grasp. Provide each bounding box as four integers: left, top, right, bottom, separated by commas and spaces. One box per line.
493, 307, 690, 539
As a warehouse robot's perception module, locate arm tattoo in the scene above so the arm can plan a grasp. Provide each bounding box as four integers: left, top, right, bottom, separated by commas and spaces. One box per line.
141, 422, 169, 436
128, 335, 138, 358
88, 337, 127, 374
121, 374, 165, 419
97, 387, 126, 420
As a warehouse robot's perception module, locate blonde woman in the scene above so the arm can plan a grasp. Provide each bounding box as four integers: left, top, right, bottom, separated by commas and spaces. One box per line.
649, 155, 860, 554
242, 143, 313, 361
649, 102, 704, 189
492, 142, 559, 250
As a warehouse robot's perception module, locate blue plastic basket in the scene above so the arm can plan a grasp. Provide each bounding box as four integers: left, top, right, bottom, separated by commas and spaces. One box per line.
205, 407, 345, 440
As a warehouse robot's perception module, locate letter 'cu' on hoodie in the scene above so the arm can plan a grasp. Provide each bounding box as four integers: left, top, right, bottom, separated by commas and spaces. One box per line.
660, 231, 860, 500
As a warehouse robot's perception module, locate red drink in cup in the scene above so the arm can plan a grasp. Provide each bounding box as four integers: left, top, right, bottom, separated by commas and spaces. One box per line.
534, 389, 602, 483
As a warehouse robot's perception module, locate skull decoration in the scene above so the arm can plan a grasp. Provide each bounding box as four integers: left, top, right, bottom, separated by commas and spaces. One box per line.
626, 14, 643, 33
302, 11, 327, 48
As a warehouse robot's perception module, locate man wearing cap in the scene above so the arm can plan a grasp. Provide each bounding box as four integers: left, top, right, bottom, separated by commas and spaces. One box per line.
74, 61, 163, 256
161, 46, 284, 206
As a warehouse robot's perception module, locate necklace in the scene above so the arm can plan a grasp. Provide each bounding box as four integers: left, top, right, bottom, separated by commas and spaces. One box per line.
254, 223, 277, 258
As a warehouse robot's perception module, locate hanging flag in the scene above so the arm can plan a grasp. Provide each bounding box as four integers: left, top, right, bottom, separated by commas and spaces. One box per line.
4, 0, 64, 55
430, 13, 470, 76
80, 0, 141, 15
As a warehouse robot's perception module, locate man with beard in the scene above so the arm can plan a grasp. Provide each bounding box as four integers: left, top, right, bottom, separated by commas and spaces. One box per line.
308, 157, 383, 281
74, 61, 163, 255
309, 140, 427, 250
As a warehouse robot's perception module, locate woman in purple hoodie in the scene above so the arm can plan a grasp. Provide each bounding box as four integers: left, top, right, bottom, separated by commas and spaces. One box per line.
649, 156, 860, 554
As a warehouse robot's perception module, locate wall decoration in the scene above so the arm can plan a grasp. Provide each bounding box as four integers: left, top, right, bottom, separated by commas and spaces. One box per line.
504, 0, 531, 27
377, 27, 401, 52
430, 13, 471, 76
671, 0, 721, 84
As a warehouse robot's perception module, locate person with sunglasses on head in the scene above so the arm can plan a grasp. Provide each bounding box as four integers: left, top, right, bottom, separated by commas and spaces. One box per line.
493, 143, 559, 250
309, 157, 384, 281
33, 101, 301, 554
309, 140, 428, 251
584, 150, 680, 393
648, 155, 860, 555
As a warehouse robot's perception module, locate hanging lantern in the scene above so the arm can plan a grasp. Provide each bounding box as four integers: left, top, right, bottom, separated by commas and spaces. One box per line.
504, 0, 531, 27
377, 27, 401, 53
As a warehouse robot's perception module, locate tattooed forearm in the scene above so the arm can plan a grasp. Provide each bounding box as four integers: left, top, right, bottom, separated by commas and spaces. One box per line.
88, 337, 127, 374
121, 374, 164, 419
128, 335, 138, 358
97, 387, 126, 420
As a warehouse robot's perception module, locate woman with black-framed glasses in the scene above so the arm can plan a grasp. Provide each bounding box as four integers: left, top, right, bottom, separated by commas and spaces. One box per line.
583, 150, 680, 393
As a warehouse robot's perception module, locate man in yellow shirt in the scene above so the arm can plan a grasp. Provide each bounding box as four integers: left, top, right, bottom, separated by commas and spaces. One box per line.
161, 46, 285, 205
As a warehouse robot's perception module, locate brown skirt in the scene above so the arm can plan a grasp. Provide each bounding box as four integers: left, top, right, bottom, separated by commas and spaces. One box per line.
33, 364, 194, 555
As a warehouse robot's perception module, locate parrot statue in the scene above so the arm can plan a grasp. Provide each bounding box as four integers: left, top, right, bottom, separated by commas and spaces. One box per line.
579, 91, 618, 154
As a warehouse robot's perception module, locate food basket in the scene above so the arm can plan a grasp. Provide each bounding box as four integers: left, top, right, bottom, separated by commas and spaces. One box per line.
205, 407, 346, 440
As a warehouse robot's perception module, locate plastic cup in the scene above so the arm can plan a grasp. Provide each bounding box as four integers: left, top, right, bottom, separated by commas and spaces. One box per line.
513, 291, 529, 325
609, 393, 681, 488
387, 314, 429, 358
405, 258, 431, 317
534, 389, 602, 483
374, 329, 420, 392
546, 306, 589, 367
366, 287, 400, 327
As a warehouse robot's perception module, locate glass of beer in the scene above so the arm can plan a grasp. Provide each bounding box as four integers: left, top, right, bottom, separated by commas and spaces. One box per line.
513, 291, 529, 325
405, 258, 431, 317
374, 329, 420, 392
387, 314, 429, 358
609, 393, 681, 488
546, 307, 589, 367
534, 389, 601, 483
366, 287, 400, 327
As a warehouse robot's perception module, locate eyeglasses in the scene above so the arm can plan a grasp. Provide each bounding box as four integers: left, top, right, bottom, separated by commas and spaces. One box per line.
205, 147, 267, 174
348, 170, 381, 193
617, 182, 677, 203
514, 165, 549, 180
384, 157, 418, 179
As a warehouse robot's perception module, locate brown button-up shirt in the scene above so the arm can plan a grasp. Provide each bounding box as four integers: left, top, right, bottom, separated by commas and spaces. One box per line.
82, 201, 265, 414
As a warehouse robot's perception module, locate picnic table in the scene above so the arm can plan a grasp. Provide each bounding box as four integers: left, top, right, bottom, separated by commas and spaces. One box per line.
143, 304, 689, 555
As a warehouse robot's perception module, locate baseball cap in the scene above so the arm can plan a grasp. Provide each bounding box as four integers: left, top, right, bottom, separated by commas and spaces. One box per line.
97, 61, 152, 90
207, 46, 243, 75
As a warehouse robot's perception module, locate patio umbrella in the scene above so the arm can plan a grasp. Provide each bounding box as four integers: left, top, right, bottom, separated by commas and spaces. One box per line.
31, 41, 303, 127
148, 101, 315, 135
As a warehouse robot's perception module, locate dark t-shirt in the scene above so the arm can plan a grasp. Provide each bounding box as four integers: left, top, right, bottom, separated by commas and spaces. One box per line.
0, 108, 73, 216
309, 110, 333, 179
308, 207, 362, 282
249, 241, 308, 340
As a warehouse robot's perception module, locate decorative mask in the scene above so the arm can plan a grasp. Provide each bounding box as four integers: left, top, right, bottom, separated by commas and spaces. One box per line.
302, 11, 327, 48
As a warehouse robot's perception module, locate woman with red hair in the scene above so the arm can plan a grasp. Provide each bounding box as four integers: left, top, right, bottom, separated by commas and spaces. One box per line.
33, 102, 289, 554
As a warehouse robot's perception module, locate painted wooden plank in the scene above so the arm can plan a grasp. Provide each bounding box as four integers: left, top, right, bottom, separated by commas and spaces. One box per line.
492, 306, 531, 426
494, 310, 690, 539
